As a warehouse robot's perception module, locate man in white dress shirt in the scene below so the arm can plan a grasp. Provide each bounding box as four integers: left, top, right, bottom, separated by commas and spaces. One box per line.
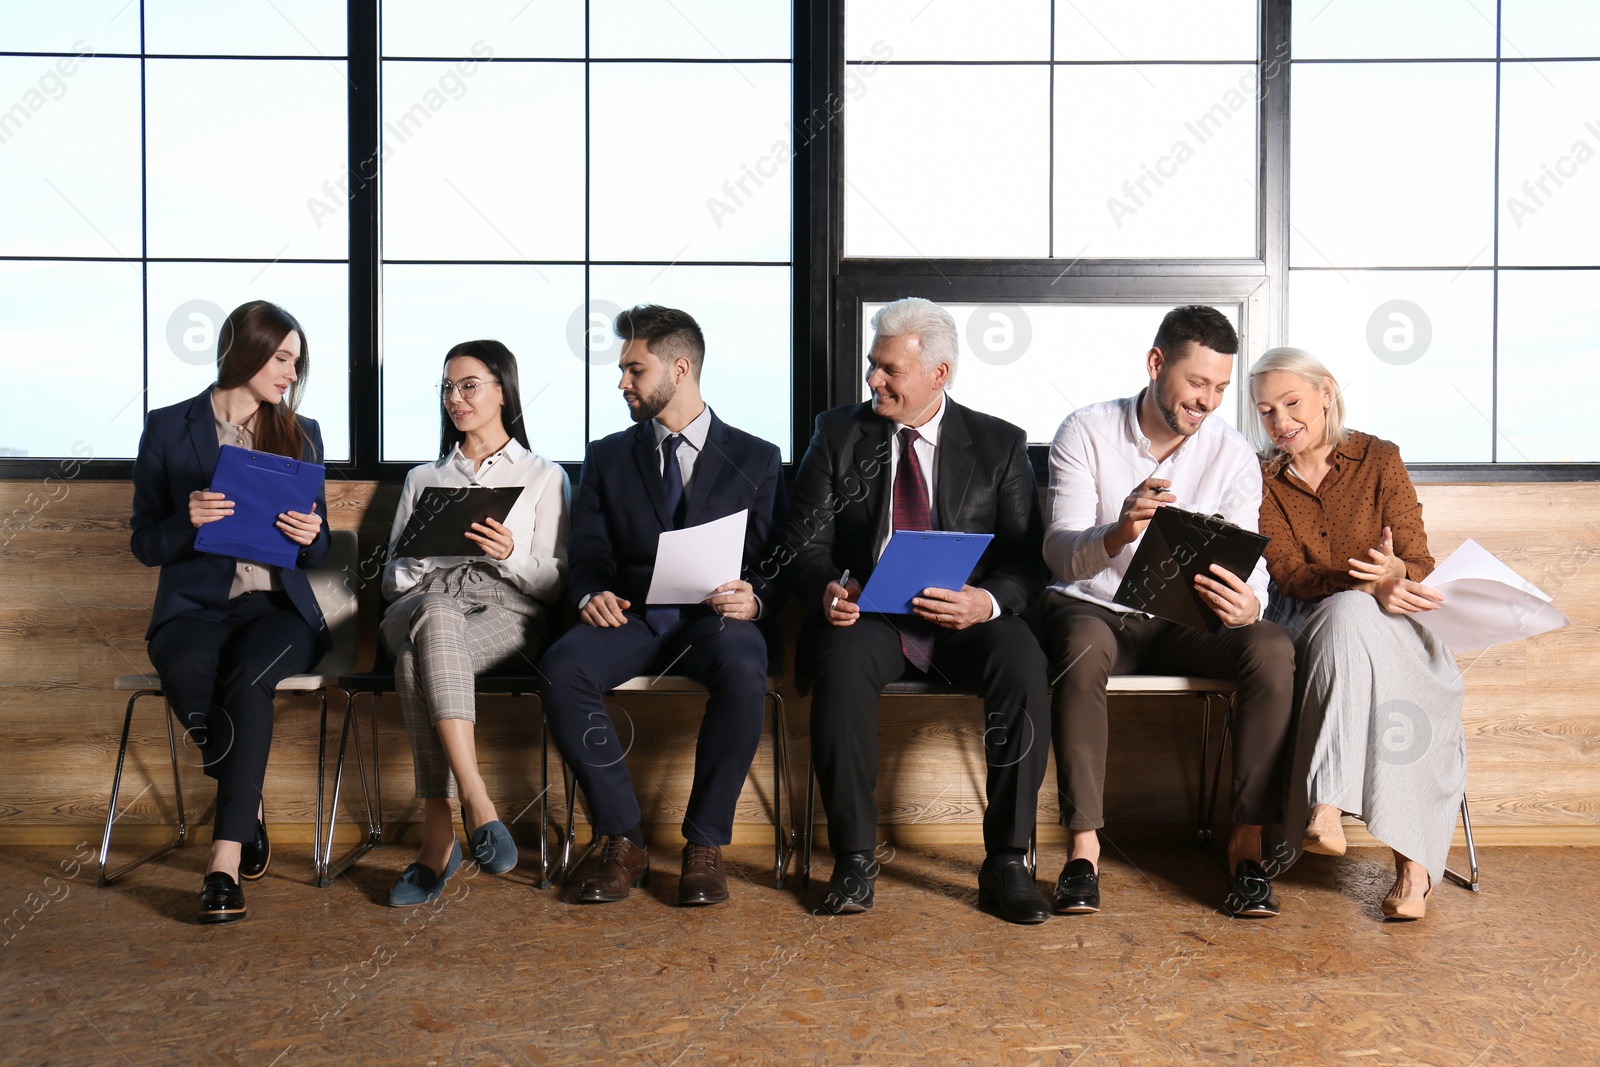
1042, 305, 1294, 919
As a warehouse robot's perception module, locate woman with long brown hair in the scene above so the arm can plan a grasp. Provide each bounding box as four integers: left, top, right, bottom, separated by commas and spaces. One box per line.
131, 300, 331, 924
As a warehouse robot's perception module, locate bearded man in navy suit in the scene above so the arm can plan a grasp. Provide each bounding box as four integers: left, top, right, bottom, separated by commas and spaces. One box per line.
540, 304, 787, 907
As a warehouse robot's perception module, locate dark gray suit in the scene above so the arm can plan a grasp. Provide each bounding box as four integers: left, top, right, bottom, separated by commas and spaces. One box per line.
786, 398, 1050, 855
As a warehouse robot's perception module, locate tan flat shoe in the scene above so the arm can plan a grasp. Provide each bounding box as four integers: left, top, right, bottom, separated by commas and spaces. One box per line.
1301, 809, 1347, 857
1381, 875, 1434, 920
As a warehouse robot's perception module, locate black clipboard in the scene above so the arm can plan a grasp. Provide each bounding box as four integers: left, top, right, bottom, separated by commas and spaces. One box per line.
1112, 506, 1269, 633
393, 486, 524, 559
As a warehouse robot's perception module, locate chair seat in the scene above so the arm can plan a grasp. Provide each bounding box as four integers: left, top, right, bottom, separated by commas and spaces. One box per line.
337, 671, 545, 697
878, 674, 1237, 697
114, 672, 331, 692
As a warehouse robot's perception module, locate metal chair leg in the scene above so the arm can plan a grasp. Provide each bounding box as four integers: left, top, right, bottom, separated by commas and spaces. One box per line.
1196, 693, 1214, 844
1199, 695, 1234, 867
1444, 796, 1481, 892
318, 689, 382, 887
559, 759, 587, 886
538, 710, 553, 889
315, 688, 330, 885
801, 755, 816, 892
99, 691, 187, 886
770, 690, 794, 890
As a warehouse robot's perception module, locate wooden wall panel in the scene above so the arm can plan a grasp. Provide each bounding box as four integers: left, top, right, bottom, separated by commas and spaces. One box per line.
1, 480, 1597, 847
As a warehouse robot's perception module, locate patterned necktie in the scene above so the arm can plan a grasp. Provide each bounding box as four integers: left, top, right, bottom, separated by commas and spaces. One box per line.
646, 434, 687, 633
892, 427, 937, 672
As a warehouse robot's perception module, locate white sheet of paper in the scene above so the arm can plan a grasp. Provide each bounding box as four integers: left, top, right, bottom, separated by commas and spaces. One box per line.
1416, 538, 1569, 652
646, 509, 748, 605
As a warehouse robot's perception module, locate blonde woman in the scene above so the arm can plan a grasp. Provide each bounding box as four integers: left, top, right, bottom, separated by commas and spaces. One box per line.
1250, 347, 1464, 920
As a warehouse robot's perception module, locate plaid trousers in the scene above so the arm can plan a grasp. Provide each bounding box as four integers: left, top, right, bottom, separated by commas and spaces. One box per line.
380, 565, 541, 799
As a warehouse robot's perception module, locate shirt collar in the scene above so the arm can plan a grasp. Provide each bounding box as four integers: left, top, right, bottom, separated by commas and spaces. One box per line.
892, 391, 947, 447
653, 403, 712, 453
444, 436, 527, 473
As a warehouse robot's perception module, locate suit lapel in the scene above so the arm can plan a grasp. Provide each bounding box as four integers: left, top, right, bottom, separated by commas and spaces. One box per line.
187, 390, 221, 482
934, 398, 976, 532
853, 407, 893, 540
632, 422, 673, 529
682, 412, 728, 527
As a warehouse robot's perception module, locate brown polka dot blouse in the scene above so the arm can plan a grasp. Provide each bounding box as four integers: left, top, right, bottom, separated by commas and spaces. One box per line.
1259, 430, 1434, 602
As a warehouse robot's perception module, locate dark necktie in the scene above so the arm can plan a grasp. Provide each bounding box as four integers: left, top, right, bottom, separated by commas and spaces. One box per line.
891, 427, 937, 672
646, 433, 686, 633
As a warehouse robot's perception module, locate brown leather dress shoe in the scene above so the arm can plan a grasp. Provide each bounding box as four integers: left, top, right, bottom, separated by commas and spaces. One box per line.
677, 843, 730, 906
576, 836, 650, 903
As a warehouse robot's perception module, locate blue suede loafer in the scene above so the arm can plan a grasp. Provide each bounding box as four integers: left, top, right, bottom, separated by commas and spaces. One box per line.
467, 819, 518, 875
388, 838, 463, 907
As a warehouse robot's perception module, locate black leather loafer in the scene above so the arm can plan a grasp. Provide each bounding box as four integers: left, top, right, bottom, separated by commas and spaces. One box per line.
1224, 859, 1280, 918
817, 851, 877, 915
239, 820, 271, 881
1052, 858, 1101, 914
978, 857, 1051, 925
199, 871, 247, 925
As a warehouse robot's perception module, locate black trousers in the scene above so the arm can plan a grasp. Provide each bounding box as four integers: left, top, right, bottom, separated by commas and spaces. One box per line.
808, 613, 1050, 856
539, 611, 769, 846
1043, 595, 1295, 830
147, 592, 320, 843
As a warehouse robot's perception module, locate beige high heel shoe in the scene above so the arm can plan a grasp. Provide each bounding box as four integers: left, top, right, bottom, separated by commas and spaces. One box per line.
1301, 806, 1347, 857
1381, 874, 1434, 920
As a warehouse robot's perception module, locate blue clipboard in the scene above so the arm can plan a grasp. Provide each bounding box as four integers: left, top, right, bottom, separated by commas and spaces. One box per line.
194, 444, 325, 569
857, 530, 996, 615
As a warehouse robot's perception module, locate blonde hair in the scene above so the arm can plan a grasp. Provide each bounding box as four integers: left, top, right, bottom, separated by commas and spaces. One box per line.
1247, 346, 1348, 462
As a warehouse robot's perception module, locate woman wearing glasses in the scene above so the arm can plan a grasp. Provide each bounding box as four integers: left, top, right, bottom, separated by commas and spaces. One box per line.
380, 339, 570, 906
131, 300, 330, 924
1251, 347, 1464, 921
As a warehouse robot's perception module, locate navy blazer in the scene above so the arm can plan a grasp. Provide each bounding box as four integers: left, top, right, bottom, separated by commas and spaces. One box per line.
786, 397, 1047, 621
568, 409, 788, 618
131, 389, 332, 647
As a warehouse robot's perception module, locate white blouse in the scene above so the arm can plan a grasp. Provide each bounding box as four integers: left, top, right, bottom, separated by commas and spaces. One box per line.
382, 439, 570, 604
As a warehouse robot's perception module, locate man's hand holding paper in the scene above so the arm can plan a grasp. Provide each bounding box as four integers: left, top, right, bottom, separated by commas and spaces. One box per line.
645, 509, 749, 606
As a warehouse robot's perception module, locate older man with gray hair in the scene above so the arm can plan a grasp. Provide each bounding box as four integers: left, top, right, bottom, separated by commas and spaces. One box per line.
786, 297, 1052, 924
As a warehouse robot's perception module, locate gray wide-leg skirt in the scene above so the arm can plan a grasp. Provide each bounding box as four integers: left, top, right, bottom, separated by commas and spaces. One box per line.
1273, 590, 1467, 887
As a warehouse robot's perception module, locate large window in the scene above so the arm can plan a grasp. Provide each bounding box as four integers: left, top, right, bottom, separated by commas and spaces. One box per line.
377, 1, 794, 464
3, 1, 1596, 475
843, 0, 1261, 260
0, 2, 350, 462
836, 0, 1270, 446
1287, 0, 1599, 464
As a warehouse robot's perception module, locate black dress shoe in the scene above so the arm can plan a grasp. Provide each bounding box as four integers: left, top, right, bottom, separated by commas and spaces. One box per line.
239, 820, 271, 881
817, 851, 877, 915
1224, 859, 1280, 918
198, 871, 247, 925
978, 857, 1050, 925
1052, 858, 1101, 914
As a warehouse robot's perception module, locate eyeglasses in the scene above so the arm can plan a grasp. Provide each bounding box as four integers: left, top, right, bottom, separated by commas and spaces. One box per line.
439, 378, 500, 401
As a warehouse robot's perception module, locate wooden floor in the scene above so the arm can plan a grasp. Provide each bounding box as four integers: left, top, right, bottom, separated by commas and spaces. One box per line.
5, 840, 1598, 1066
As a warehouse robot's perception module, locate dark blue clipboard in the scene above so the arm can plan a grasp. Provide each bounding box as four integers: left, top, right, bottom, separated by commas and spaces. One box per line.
858, 530, 996, 615
194, 444, 324, 569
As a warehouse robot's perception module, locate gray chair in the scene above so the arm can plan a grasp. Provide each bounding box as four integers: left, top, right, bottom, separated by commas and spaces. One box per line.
97, 529, 361, 885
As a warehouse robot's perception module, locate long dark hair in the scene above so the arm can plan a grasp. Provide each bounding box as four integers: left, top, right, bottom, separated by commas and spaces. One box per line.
438, 339, 531, 460
215, 300, 311, 459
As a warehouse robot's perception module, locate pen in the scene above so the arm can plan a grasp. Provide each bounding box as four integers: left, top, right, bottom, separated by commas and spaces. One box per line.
829, 568, 851, 612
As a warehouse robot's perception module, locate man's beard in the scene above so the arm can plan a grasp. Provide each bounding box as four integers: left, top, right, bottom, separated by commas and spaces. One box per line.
629, 378, 675, 423
1153, 378, 1202, 437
